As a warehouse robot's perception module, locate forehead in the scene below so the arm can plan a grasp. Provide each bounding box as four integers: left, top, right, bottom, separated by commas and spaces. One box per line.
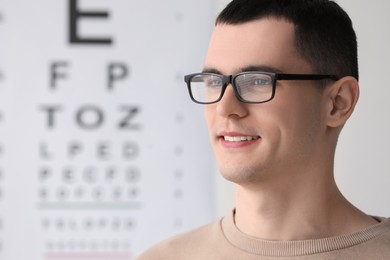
204, 18, 311, 74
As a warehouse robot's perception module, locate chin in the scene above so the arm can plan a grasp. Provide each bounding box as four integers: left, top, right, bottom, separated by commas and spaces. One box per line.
219, 164, 262, 185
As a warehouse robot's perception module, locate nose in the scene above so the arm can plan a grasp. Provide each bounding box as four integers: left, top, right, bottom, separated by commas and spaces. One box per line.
216, 84, 249, 118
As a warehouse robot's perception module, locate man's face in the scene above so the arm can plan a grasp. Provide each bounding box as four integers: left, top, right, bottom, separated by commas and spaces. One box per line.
203, 18, 329, 185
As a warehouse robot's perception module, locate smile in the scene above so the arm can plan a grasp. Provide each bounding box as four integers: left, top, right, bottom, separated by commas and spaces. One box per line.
223, 136, 260, 142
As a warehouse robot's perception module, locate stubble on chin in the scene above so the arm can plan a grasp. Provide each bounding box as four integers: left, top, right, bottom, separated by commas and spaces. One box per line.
218, 162, 268, 185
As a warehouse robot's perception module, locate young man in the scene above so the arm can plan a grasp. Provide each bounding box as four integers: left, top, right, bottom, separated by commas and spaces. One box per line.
138, 0, 390, 259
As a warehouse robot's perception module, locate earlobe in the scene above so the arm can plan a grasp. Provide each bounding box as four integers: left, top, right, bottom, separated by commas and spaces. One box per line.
326, 76, 359, 128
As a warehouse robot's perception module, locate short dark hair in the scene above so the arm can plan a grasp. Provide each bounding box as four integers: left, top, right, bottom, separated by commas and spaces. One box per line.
216, 0, 359, 81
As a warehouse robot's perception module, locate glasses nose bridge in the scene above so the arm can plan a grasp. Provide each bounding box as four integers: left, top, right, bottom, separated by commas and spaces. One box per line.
221, 74, 240, 95
220, 74, 242, 102
221, 74, 234, 87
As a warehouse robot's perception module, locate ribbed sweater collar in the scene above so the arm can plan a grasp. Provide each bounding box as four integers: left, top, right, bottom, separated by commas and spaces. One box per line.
221, 210, 390, 257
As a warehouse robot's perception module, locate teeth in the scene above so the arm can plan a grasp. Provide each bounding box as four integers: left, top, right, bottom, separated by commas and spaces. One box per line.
223, 136, 259, 142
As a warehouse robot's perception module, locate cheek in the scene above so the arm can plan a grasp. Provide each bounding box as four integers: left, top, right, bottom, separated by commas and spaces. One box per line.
278, 99, 324, 154
268, 92, 324, 143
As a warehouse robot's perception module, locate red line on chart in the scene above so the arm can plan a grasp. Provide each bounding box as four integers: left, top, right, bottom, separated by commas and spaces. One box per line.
45, 252, 132, 260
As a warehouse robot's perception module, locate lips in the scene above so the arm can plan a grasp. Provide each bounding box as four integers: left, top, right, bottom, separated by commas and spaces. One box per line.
223, 135, 259, 142
218, 131, 260, 148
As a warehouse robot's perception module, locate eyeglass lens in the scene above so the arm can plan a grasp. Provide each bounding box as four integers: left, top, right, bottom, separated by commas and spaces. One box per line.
189, 73, 274, 103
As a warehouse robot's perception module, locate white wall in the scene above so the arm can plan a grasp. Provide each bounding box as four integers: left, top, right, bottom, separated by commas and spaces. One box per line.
213, 0, 390, 217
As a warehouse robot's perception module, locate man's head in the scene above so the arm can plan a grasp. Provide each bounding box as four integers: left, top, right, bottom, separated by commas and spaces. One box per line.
196, 0, 360, 185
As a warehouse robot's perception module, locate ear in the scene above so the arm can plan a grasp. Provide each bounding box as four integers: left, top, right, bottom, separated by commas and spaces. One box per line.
326, 76, 359, 128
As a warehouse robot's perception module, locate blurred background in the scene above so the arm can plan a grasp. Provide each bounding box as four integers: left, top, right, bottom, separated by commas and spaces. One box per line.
0, 0, 389, 259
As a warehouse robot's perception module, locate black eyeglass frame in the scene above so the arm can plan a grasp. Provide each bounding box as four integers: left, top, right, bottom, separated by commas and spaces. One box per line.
184, 72, 340, 104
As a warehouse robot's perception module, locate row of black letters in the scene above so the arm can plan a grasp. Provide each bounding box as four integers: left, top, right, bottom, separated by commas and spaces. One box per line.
39, 166, 141, 182
38, 186, 140, 201
50, 62, 130, 91
41, 217, 135, 231
0, 104, 140, 130
0, 142, 140, 159
45, 239, 131, 252
40, 141, 140, 160
40, 105, 140, 130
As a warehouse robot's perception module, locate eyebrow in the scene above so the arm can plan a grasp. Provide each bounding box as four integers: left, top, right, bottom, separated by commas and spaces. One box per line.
202, 65, 284, 75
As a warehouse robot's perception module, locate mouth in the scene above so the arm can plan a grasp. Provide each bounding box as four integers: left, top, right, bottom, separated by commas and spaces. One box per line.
223, 135, 260, 142
217, 131, 261, 148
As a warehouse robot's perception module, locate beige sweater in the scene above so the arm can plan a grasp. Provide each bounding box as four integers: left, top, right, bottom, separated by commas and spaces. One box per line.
137, 211, 390, 259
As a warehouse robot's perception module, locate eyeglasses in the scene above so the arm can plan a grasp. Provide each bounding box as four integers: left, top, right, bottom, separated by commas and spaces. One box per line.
184, 72, 339, 104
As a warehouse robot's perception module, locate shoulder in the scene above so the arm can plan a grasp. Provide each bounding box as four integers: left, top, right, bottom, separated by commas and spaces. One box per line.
356, 217, 390, 255
136, 219, 224, 260
370, 219, 390, 246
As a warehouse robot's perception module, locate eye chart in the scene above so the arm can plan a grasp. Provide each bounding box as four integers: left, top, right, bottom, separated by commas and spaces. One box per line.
0, 1, 215, 259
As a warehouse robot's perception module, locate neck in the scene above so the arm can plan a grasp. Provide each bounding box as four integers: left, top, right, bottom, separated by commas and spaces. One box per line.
234, 167, 377, 241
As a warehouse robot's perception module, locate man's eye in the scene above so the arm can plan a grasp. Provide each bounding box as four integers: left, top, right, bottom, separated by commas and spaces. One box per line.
253, 78, 270, 85
206, 79, 222, 87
